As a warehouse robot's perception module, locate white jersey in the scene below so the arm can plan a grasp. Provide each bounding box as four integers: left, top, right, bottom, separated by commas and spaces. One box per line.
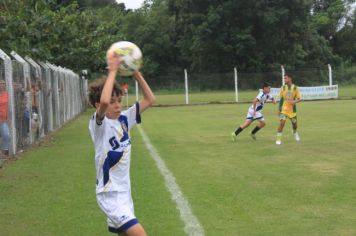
249, 91, 272, 112
89, 103, 141, 194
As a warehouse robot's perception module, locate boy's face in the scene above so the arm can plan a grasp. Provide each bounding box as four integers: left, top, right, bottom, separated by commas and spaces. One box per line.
284, 75, 291, 84
97, 93, 122, 119
263, 86, 271, 94
107, 93, 122, 119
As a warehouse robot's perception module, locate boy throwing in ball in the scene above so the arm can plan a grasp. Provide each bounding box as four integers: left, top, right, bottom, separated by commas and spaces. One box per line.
89, 50, 155, 235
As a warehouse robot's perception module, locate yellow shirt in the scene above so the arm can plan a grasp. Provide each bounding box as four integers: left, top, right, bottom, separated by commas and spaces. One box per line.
279, 84, 301, 118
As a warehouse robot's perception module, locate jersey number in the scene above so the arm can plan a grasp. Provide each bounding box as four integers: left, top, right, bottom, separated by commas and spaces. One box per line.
109, 136, 120, 150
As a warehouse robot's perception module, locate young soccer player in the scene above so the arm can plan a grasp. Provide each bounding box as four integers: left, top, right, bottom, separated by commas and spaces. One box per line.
88, 51, 155, 236
231, 82, 275, 141
276, 73, 302, 145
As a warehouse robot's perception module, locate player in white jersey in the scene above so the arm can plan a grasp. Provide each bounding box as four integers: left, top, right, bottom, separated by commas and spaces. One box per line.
88, 51, 155, 236
231, 82, 275, 141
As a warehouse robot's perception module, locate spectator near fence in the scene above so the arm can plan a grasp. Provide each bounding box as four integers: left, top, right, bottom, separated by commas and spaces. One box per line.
31, 80, 40, 140
0, 50, 88, 157
0, 80, 10, 156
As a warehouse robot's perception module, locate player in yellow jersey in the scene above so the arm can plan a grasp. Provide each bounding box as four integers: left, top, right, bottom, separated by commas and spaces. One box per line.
276, 73, 302, 145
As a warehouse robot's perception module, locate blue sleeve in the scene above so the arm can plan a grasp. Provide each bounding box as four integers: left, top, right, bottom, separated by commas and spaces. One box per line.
121, 102, 141, 130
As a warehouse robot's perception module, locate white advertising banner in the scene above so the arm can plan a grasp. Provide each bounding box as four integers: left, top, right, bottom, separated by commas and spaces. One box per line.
268, 85, 338, 101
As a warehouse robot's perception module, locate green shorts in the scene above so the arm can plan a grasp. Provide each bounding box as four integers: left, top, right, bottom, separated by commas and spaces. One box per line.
279, 113, 297, 124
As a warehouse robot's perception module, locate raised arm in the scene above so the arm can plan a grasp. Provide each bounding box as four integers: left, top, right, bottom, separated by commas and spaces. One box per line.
133, 71, 155, 114
96, 51, 121, 119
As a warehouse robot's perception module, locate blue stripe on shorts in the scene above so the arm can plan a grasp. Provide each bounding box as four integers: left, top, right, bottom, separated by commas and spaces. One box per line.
108, 219, 139, 234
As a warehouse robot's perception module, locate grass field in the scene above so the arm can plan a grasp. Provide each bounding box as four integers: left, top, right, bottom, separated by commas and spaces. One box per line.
123, 85, 356, 106
1, 98, 356, 235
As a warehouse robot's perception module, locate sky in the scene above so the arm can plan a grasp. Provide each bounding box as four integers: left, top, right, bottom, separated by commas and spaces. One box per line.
116, 0, 144, 9
350, 2, 356, 14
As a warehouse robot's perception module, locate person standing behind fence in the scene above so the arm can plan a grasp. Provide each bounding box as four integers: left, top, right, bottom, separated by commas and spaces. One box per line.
0, 80, 10, 156
31, 81, 40, 140
276, 73, 302, 145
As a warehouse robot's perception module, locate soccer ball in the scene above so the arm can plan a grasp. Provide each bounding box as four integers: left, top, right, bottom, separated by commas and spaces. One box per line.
108, 41, 143, 76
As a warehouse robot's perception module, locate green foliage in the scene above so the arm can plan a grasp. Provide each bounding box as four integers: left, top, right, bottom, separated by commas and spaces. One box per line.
0, 0, 127, 73
119, 2, 177, 84
56, 0, 119, 9
311, 0, 347, 39
332, 8, 356, 63
0, 0, 354, 84
165, 0, 342, 72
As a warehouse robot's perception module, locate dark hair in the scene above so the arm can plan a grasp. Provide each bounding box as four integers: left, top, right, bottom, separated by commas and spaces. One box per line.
88, 77, 123, 108
284, 73, 293, 79
262, 82, 271, 88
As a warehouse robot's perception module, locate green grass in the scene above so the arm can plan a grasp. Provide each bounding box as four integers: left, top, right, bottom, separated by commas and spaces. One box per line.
124, 90, 259, 106
338, 85, 356, 98
0, 112, 184, 236
124, 85, 355, 106
1, 99, 356, 235
138, 101, 356, 235
138, 100, 356, 235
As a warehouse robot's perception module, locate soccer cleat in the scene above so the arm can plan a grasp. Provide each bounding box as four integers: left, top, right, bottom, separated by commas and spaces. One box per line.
231, 132, 237, 142
276, 132, 282, 145
250, 133, 256, 140
294, 132, 300, 142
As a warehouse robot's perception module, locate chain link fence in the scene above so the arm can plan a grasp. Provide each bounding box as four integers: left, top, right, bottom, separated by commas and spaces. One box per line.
0, 49, 88, 161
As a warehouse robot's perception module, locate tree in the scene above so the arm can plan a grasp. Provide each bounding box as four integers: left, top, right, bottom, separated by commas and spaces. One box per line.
55, 0, 119, 8
0, 0, 349, 85
311, 0, 349, 39
332, 8, 356, 63
165, 0, 339, 72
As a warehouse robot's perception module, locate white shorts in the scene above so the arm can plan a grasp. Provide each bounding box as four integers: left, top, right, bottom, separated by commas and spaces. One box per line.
96, 191, 138, 234
246, 107, 264, 121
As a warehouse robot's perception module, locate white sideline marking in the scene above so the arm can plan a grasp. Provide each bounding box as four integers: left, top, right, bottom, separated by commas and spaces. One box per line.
137, 125, 205, 236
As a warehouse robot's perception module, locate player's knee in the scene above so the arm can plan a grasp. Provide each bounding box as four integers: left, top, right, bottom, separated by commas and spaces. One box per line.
123, 224, 147, 236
